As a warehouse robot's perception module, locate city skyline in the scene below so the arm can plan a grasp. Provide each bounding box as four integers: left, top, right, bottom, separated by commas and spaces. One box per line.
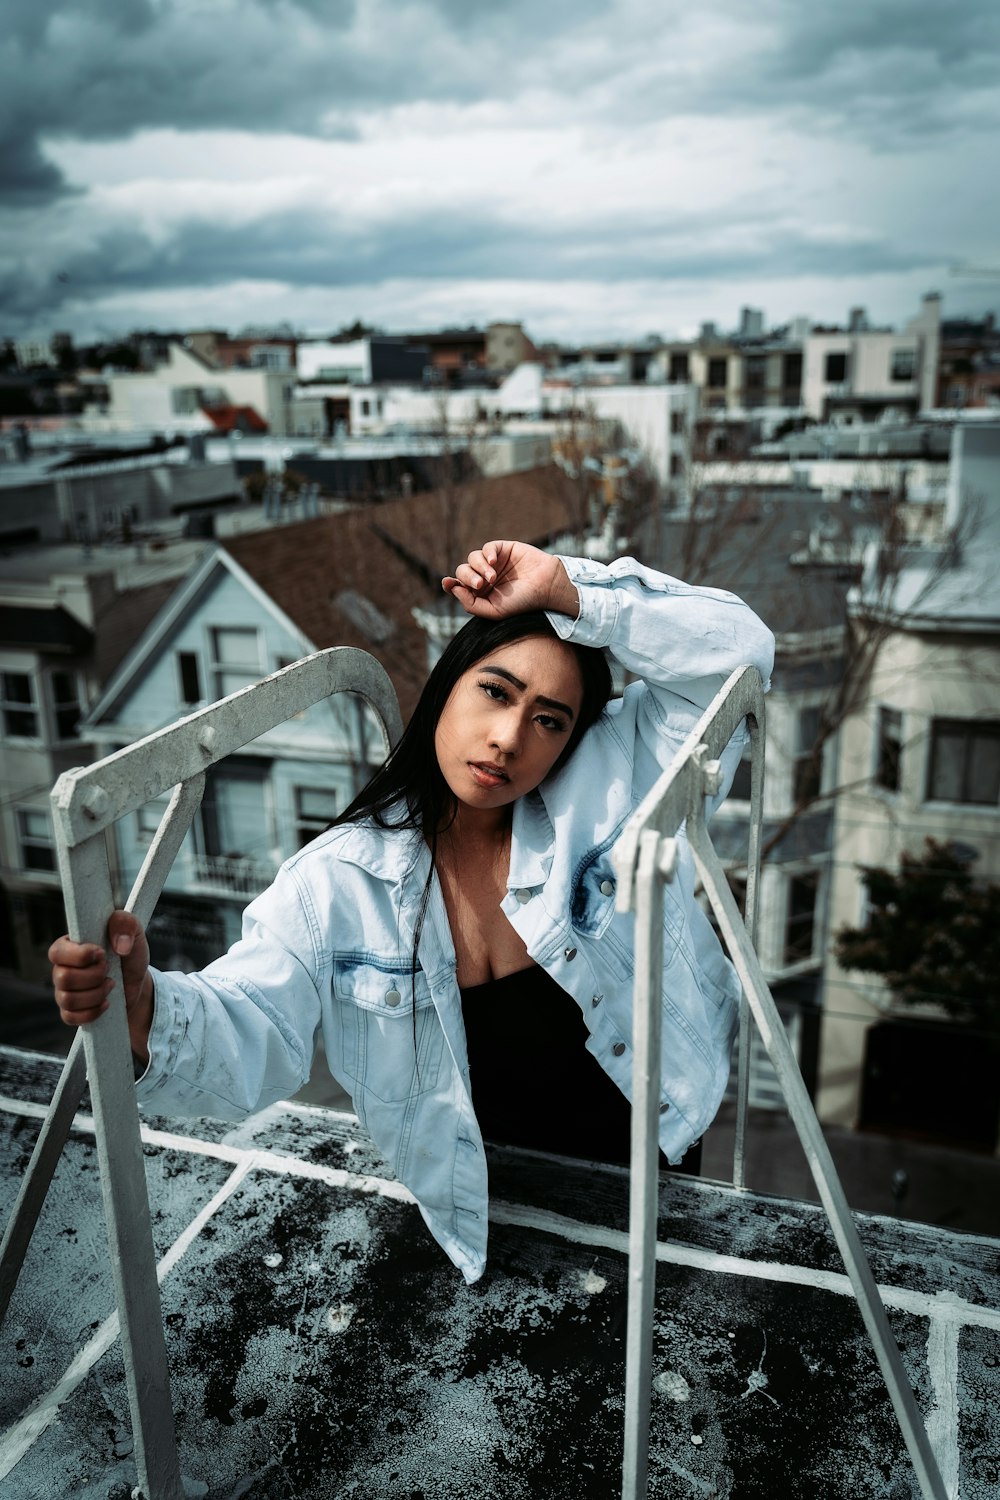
2, 0, 999, 343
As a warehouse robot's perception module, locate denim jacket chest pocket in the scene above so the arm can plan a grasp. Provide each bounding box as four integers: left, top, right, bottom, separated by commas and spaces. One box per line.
571, 856, 619, 941
333, 958, 446, 1104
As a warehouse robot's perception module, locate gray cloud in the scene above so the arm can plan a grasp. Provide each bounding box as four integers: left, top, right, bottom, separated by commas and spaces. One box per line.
0, 194, 938, 323
4, 0, 999, 210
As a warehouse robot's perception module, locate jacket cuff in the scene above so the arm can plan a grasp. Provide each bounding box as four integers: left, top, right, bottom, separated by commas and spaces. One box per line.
134, 969, 186, 1100
545, 555, 619, 647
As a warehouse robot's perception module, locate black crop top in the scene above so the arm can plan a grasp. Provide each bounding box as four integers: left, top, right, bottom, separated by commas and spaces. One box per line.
460, 964, 635, 1165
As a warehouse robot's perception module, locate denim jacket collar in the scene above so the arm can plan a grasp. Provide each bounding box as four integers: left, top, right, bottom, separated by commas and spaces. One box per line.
336, 791, 555, 895
508, 790, 555, 891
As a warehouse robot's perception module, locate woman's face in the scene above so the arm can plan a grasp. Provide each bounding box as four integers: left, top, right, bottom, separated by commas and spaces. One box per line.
434, 635, 585, 816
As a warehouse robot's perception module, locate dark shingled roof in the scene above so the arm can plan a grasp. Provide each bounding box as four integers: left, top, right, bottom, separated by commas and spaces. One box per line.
225, 465, 585, 718
92, 579, 179, 687
0, 605, 93, 655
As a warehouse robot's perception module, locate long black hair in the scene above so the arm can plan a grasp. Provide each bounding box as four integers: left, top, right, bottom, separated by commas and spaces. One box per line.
332, 610, 613, 1011
334, 609, 613, 841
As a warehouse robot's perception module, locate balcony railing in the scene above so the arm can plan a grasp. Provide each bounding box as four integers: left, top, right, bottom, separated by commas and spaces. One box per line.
189, 851, 279, 898
0, 652, 949, 1500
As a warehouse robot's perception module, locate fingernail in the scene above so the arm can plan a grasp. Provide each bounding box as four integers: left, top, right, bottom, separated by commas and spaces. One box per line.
113, 935, 133, 956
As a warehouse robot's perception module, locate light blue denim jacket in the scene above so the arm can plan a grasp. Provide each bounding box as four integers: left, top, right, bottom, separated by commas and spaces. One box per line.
137, 555, 775, 1282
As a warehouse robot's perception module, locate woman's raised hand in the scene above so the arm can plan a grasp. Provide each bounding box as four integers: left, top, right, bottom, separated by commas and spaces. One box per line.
442, 541, 579, 620
48, 911, 155, 1064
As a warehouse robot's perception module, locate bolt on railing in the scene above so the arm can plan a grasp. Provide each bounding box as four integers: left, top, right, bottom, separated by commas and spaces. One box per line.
613, 664, 947, 1500
0, 648, 402, 1500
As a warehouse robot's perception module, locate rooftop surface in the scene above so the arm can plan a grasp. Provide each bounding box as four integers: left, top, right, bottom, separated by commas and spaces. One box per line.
1, 1045, 997, 1500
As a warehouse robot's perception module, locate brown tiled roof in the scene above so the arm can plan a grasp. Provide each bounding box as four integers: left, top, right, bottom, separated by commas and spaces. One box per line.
225, 465, 584, 717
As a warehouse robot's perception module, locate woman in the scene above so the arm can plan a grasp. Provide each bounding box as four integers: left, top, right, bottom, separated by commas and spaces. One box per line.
50, 540, 774, 1284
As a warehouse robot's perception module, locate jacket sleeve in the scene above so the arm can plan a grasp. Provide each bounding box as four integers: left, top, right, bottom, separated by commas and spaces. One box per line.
545, 553, 775, 797
135, 862, 324, 1119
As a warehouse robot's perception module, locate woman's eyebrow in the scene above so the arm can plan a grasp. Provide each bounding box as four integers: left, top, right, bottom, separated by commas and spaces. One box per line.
479, 664, 575, 720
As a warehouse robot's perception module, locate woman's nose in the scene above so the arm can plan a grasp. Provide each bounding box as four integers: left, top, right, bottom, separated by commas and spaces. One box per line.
489, 715, 521, 755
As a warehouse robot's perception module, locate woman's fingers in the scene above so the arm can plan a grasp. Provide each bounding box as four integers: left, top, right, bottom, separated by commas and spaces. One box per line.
51, 956, 114, 1025
48, 930, 129, 1025
452, 564, 485, 592
466, 548, 498, 584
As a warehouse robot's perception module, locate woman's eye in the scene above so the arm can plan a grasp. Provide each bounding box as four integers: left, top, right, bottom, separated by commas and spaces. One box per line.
537, 714, 568, 733
480, 680, 508, 702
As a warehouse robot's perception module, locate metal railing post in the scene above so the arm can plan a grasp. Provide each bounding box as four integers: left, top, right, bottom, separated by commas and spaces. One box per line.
613, 665, 948, 1500
0, 648, 402, 1500
621, 829, 670, 1500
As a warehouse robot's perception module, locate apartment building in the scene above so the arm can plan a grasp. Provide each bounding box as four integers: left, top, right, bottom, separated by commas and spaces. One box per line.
819, 422, 1000, 1149
801, 294, 941, 421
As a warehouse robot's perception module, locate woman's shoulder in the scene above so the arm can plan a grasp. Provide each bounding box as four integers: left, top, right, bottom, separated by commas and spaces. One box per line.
282, 813, 423, 886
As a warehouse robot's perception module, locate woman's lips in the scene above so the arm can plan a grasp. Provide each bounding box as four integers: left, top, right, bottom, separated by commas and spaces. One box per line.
469, 762, 509, 789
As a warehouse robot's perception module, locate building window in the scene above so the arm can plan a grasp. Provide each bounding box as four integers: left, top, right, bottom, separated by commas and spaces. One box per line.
875, 706, 903, 792
294, 787, 339, 848
824, 351, 848, 382
783, 352, 803, 390
670, 411, 686, 435
707, 357, 728, 389
668, 352, 689, 382
49, 671, 81, 739
17, 808, 56, 872
670, 453, 684, 477
890, 349, 917, 382
2, 672, 39, 738
793, 705, 823, 806
210, 628, 263, 697
177, 651, 202, 706
171, 387, 203, 416
784, 871, 820, 965
926, 719, 1000, 805
745, 355, 766, 389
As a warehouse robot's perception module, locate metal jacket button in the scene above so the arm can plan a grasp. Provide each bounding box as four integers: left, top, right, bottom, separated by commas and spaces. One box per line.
564, 947, 577, 961
613, 1041, 626, 1057
515, 888, 532, 904
385, 988, 401, 1007
600, 879, 614, 896
591, 993, 603, 1007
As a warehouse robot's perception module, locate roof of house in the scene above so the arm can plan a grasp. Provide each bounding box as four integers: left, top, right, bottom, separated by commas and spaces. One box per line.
660, 492, 874, 642
91, 579, 179, 686
224, 464, 586, 716
0, 604, 93, 655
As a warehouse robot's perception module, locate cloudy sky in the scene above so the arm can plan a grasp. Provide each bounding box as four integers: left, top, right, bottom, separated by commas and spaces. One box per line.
3, 0, 999, 343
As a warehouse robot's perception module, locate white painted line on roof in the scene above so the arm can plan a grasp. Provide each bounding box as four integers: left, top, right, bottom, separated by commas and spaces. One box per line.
0, 1044, 65, 1067
0, 1155, 254, 1484
1, 1091, 996, 1334
489, 1199, 1000, 1333
0, 1094, 415, 1203
925, 1309, 961, 1500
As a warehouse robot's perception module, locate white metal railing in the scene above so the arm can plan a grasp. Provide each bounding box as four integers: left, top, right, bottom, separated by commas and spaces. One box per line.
0, 649, 402, 1500
0, 656, 948, 1499
613, 664, 947, 1500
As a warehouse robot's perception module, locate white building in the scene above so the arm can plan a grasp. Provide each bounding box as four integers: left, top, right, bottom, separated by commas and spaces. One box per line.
108, 343, 295, 436
802, 294, 941, 422
819, 422, 1000, 1149
82, 547, 380, 961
